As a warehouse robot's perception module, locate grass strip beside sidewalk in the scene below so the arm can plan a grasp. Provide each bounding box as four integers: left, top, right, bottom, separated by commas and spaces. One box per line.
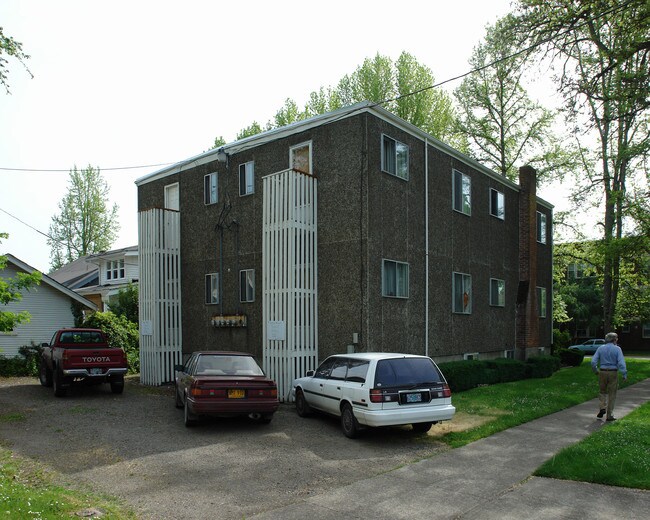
534, 401, 650, 489
437, 358, 650, 448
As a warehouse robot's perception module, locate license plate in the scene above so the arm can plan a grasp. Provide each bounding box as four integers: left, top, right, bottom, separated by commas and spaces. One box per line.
406, 392, 422, 403
90, 368, 103, 375
228, 389, 245, 399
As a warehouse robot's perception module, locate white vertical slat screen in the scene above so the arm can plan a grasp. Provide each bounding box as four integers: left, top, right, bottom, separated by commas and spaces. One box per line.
263, 169, 318, 401
138, 208, 182, 385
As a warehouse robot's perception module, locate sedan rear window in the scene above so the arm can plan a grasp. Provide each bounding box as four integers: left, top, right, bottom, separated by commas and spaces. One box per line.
374, 358, 443, 388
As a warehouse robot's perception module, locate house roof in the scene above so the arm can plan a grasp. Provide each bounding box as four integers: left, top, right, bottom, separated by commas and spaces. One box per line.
48, 255, 98, 289
3, 254, 98, 311
86, 245, 139, 263
134, 101, 553, 209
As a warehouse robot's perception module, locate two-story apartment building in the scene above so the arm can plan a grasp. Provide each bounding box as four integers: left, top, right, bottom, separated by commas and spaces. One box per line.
136, 102, 553, 397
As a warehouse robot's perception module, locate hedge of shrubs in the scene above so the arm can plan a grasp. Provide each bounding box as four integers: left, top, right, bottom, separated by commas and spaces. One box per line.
555, 348, 585, 367
438, 355, 562, 393
0, 344, 40, 377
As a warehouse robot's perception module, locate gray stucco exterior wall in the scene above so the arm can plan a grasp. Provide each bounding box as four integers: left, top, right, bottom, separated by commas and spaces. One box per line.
137, 107, 553, 364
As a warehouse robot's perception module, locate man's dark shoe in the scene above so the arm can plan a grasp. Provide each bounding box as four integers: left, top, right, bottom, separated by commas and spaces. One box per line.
606, 416, 616, 422
597, 409, 606, 418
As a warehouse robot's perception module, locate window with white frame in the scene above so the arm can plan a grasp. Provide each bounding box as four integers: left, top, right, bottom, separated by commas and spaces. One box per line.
642, 322, 650, 338
490, 278, 505, 307
453, 272, 472, 313
453, 170, 471, 215
536, 211, 547, 244
382, 259, 409, 298
537, 286, 547, 318
381, 135, 409, 180
290, 141, 312, 175
489, 188, 505, 219
164, 182, 179, 210
504, 349, 515, 359
239, 162, 254, 196
464, 352, 479, 360
240, 269, 255, 303
204, 173, 218, 205
106, 260, 125, 280
205, 273, 219, 304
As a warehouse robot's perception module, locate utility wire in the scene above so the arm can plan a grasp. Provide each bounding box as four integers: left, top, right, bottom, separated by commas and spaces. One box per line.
0, 0, 632, 175
0, 162, 176, 173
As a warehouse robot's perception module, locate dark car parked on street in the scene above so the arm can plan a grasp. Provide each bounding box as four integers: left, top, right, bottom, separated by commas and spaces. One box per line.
174, 351, 279, 427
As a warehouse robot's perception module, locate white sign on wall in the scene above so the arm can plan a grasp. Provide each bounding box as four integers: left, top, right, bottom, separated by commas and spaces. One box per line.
267, 320, 286, 341
141, 320, 153, 336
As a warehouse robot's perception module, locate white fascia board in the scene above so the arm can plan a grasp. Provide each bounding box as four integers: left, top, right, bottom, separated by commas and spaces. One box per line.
4, 254, 98, 311
135, 102, 373, 187
134, 101, 553, 210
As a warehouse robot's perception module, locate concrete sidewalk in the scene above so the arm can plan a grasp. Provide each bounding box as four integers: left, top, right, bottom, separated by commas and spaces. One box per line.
253, 379, 650, 519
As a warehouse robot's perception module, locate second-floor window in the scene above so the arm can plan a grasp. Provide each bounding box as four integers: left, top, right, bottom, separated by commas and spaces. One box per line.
382, 259, 409, 298
490, 189, 505, 219
453, 170, 471, 215
204, 173, 218, 205
239, 162, 254, 196
205, 273, 219, 304
240, 269, 255, 303
537, 211, 547, 244
381, 135, 409, 180
490, 278, 505, 307
106, 260, 125, 280
537, 286, 547, 318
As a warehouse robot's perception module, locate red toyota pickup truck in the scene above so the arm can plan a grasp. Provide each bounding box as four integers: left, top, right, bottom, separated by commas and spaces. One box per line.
39, 328, 129, 397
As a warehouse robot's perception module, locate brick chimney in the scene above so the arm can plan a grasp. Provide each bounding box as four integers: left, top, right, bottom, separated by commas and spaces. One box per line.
515, 165, 539, 360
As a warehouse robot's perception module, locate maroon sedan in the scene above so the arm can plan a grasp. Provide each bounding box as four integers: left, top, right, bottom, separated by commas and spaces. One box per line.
174, 351, 279, 427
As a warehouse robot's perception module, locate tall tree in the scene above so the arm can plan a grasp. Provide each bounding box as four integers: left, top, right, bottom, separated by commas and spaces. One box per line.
514, 0, 650, 331
48, 166, 120, 270
217, 52, 458, 145
454, 16, 567, 181
0, 233, 41, 332
0, 27, 32, 94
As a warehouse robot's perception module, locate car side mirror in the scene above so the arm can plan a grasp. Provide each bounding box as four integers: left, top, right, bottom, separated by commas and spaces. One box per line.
174, 364, 184, 372
41, 343, 49, 348
306, 370, 315, 377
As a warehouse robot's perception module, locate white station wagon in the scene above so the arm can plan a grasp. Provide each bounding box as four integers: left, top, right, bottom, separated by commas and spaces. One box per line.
291, 353, 455, 438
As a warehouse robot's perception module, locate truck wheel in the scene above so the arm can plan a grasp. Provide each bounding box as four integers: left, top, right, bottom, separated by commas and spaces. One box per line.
39, 359, 53, 387
53, 369, 68, 397
110, 378, 125, 394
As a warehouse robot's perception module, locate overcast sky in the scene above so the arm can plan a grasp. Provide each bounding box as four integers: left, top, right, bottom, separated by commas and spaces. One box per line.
2, 0, 571, 273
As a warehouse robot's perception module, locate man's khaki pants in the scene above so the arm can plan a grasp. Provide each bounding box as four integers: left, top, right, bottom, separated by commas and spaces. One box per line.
598, 370, 618, 419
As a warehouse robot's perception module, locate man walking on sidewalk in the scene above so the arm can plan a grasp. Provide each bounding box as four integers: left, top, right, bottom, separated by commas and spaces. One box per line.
591, 332, 627, 422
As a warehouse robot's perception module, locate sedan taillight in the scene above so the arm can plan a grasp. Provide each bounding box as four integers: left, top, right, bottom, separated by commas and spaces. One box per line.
249, 387, 278, 398
190, 386, 226, 398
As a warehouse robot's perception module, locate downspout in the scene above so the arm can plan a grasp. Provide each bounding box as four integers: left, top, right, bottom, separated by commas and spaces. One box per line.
425, 138, 429, 357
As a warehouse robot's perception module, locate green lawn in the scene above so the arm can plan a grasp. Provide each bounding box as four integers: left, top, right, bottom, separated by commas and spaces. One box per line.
0, 448, 137, 519
433, 358, 650, 490
438, 358, 650, 448
534, 401, 650, 488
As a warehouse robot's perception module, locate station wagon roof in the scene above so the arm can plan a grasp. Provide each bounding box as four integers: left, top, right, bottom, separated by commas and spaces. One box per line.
327, 353, 430, 361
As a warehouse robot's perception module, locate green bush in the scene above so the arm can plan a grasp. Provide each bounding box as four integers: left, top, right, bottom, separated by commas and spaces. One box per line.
82, 311, 139, 374
0, 343, 40, 377
526, 355, 561, 378
556, 347, 585, 367
553, 328, 572, 349
438, 360, 487, 392
485, 358, 528, 382
439, 355, 562, 391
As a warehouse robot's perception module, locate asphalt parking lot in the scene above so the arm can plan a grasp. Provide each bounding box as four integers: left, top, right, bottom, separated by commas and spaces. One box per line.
0, 377, 450, 520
